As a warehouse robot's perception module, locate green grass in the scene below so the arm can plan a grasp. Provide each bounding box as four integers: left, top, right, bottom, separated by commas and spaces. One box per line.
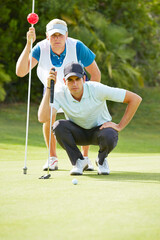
0, 87, 160, 240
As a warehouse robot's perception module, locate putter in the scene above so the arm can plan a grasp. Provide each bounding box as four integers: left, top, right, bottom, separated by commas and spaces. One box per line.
23, 0, 39, 174
39, 74, 55, 179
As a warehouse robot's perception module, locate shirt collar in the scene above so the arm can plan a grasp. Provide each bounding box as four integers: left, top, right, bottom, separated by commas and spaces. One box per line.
66, 83, 89, 102
50, 44, 66, 57
82, 83, 89, 99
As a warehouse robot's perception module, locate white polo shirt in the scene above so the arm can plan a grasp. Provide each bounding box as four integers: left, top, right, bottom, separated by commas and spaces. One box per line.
52, 82, 126, 129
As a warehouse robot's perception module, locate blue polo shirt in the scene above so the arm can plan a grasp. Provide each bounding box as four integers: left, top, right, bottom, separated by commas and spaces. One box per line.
32, 40, 95, 68
52, 82, 126, 129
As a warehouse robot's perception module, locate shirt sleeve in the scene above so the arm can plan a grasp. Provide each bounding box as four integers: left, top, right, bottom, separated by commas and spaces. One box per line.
93, 82, 126, 103
52, 100, 61, 112
76, 41, 95, 67
52, 92, 61, 111
31, 44, 40, 61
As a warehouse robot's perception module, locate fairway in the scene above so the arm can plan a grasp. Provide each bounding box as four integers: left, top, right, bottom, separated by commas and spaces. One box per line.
0, 90, 160, 240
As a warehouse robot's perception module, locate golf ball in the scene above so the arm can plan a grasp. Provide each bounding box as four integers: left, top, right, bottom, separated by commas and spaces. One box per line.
72, 178, 78, 185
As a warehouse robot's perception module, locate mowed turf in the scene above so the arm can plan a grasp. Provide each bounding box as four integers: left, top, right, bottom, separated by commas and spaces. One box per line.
0, 87, 160, 240
0, 148, 160, 240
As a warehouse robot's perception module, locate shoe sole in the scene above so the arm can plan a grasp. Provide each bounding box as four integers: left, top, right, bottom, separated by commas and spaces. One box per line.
43, 166, 58, 171
70, 172, 82, 175
85, 168, 94, 171
98, 172, 110, 175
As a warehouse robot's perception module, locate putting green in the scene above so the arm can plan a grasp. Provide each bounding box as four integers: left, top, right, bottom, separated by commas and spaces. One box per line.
0, 93, 160, 240
0, 144, 160, 240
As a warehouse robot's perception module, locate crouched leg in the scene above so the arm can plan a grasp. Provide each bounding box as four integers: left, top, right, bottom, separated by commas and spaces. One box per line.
52, 120, 84, 165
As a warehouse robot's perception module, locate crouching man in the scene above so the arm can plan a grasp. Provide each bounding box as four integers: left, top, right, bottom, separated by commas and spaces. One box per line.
38, 62, 142, 175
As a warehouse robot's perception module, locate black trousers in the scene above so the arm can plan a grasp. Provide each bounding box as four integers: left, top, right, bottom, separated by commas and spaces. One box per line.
52, 120, 118, 166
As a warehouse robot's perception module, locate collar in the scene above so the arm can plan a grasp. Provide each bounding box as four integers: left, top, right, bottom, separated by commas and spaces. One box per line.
66, 83, 89, 102
50, 44, 66, 57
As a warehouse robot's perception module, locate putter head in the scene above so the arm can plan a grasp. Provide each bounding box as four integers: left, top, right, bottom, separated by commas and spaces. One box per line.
23, 167, 27, 174
39, 174, 51, 179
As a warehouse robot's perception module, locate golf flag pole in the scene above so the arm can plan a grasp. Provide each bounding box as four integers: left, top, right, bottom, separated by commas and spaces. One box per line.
32, 0, 35, 13
23, 0, 39, 174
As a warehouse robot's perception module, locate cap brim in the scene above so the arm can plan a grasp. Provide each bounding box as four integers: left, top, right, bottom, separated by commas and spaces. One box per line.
65, 72, 83, 80
47, 29, 66, 36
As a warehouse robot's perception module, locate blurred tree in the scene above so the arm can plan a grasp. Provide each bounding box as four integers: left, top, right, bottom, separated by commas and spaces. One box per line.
0, 3, 11, 101
96, 0, 160, 86
0, 64, 11, 101
0, 0, 160, 103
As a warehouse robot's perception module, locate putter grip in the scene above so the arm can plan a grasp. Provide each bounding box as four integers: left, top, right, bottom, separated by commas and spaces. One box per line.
50, 67, 55, 104
50, 80, 54, 104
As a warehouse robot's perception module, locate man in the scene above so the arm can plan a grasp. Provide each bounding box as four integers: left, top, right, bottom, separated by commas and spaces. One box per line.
38, 62, 142, 175
16, 18, 101, 171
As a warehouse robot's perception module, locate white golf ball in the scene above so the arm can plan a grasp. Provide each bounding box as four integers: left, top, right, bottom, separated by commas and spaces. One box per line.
72, 178, 78, 185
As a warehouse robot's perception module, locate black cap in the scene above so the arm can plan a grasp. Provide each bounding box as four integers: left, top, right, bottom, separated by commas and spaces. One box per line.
64, 62, 84, 80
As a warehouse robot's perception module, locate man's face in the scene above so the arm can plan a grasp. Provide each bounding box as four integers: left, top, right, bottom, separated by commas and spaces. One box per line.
65, 76, 85, 100
47, 32, 68, 51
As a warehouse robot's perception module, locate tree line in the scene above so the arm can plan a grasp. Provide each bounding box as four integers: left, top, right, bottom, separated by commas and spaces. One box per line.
0, 0, 160, 103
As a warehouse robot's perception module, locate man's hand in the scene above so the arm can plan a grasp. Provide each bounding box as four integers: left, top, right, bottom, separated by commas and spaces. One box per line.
27, 27, 36, 44
99, 122, 120, 132
47, 68, 57, 88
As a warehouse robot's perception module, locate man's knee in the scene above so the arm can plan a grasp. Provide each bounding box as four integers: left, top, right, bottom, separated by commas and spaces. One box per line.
98, 127, 118, 149
52, 120, 69, 135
